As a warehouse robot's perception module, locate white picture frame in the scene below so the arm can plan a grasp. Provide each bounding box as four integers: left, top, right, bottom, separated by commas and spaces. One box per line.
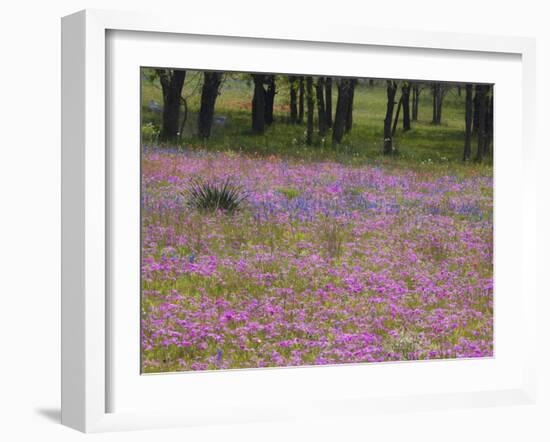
61, 9, 538, 433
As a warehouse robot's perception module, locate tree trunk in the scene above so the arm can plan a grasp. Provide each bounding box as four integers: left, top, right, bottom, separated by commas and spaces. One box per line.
411, 84, 416, 121
264, 75, 276, 125
198, 71, 222, 139
316, 77, 327, 137
473, 90, 480, 133
402, 82, 411, 131
298, 76, 305, 124
484, 91, 493, 156
392, 96, 403, 136
325, 77, 333, 128
432, 83, 438, 124
306, 76, 314, 145
332, 78, 351, 144
463, 83, 473, 161
485, 89, 494, 155
431, 82, 444, 125
475, 84, 487, 162
345, 79, 356, 133
436, 86, 443, 124
252, 74, 266, 134
384, 80, 398, 155
289, 76, 298, 124
156, 68, 186, 142
178, 98, 188, 140
412, 84, 420, 121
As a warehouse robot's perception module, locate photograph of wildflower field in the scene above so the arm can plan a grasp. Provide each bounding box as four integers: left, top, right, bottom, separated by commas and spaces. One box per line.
140, 68, 493, 373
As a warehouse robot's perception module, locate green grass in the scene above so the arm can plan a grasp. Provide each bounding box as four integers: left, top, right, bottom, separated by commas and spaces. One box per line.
276, 187, 301, 200
141, 69, 490, 167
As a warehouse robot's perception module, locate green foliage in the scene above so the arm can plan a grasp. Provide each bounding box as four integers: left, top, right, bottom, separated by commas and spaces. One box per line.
184, 178, 248, 213
141, 122, 160, 143
276, 187, 301, 200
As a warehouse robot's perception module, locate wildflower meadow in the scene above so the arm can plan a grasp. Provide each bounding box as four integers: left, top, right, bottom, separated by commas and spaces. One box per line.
140, 69, 493, 372
141, 148, 493, 372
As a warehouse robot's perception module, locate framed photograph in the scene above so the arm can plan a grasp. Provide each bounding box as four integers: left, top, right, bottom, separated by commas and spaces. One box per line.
61, 9, 538, 433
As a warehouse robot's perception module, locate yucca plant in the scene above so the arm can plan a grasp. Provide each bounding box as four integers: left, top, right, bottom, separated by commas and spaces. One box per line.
184, 177, 248, 213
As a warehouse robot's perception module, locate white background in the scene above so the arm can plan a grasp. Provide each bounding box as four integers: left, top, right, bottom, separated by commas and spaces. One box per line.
0, 1, 548, 441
